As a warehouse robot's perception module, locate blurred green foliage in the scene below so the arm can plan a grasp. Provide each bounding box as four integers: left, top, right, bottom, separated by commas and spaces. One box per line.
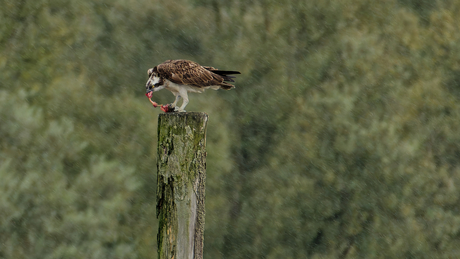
2, 0, 460, 258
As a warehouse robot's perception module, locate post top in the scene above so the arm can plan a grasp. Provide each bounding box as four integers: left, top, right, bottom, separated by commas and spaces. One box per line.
158, 112, 209, 133
158, 112, 208, 117
158, 112, 209, 122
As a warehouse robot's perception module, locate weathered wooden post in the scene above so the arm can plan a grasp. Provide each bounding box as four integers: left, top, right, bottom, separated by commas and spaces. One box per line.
156, 112, 208, 259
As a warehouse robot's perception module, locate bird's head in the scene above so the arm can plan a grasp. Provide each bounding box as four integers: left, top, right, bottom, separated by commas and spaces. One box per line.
146, 67, 165, 94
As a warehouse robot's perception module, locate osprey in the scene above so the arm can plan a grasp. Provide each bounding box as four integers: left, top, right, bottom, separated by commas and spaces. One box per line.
145, 59, 240, 112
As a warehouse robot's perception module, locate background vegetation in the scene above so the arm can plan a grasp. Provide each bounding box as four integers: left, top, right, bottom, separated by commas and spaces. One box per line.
2, 0, 460, 258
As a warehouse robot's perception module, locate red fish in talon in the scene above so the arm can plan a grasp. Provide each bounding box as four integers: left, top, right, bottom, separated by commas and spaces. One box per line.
145, 92, 159, 107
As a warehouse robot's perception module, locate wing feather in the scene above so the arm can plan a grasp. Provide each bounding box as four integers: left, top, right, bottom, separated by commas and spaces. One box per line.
156, 59, 235, 88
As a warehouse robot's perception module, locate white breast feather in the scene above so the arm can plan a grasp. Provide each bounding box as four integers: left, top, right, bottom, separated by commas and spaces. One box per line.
165, 80, 220, 93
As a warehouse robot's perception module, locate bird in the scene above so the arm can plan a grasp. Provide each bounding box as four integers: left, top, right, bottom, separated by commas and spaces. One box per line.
145, 59, 240, 112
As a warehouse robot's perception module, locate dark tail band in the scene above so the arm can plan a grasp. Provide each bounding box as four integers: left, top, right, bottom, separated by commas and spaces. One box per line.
212, 70, 241, 75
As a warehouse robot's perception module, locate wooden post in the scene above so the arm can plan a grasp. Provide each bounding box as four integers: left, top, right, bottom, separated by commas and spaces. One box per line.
156, 112, 208, 259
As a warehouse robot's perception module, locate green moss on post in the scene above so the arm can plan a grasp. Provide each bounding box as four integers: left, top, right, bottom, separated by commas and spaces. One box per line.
157, 112, 208, 259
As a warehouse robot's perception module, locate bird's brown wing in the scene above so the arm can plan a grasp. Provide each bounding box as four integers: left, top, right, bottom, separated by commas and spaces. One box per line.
156, 59, 226, 88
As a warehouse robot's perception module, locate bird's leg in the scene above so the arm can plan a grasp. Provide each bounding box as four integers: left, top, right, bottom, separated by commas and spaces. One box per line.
175, 90, 189, 112
171, 94, 181, 108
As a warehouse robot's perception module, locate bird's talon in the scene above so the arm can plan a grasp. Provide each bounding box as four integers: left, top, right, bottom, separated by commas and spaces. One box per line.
160, 104, 174, 113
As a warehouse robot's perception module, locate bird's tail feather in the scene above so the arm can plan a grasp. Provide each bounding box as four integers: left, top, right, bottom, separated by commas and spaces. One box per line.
222, 75, 237, 82
211, 70, 241, 75
210, 70, 241, 82
220, 82, 235, 90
